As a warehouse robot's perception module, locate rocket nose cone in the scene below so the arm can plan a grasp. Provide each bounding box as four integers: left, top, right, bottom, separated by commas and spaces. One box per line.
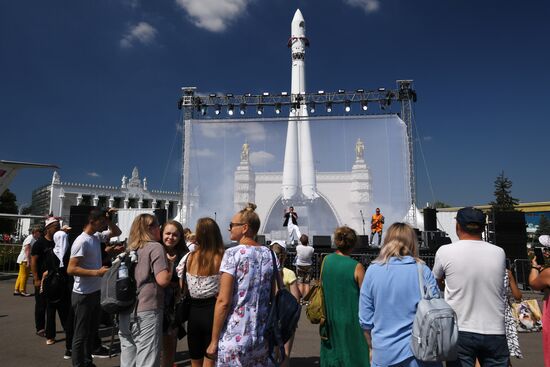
291, 8, 305, 36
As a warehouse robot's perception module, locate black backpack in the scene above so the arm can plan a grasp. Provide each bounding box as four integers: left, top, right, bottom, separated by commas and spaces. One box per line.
42, 247, 67, 303
264, 250, 301, 365
100, 251, 138, 314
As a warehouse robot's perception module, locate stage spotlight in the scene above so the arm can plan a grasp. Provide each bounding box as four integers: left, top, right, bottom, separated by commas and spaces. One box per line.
281, 92, 289, 96
214, 104, 221, 115
275, 103, 282, 114
209, 93, 217, 98
257, 105, 263, 115
228, 104, 234, 116
263, 92, 270, 96
291, 102, 299, 113
338, 89, 345, 94
309, 101, 316, 113
344, 100, 351, 112
226, 93, 234, 97
239, 103, 246, 115
244, 93, 252, 97
326, 102, 332, 113
378, 87, 386, 92
361, 100, 368, 111
356, 89, 364, 93
317, 90, 325, 94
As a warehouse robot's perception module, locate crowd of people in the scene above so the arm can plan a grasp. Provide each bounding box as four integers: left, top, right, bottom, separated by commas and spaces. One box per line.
10, 204, 550, 367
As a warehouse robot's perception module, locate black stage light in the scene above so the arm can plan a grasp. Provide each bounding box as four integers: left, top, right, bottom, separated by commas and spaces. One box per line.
344, 100, 351, 112
239, 103, 246, 115
361, 100, 368, 111
326, 102, 332, 113
227, 104, 234, 116
257, 105, 263, 115
214, 104, 221, 115
275, 103, 282, 114
309, 101, 316, 113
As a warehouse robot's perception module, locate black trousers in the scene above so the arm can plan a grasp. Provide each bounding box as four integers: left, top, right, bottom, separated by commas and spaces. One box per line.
34, 285, 47, 332
71, 291, 101, 367
45, 285, 74, 350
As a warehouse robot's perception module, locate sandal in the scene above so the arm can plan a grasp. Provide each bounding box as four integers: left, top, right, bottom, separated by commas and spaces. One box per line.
46, 339, 55, 345
36, 329, 45, 337
205, 352, 218, 360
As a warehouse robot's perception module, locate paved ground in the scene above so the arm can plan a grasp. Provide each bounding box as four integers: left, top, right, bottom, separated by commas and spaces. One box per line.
0, 277, 544, 367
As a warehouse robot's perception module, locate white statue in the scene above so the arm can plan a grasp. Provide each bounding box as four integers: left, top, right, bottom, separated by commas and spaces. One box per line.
241, 141, 249, 162
355, 138, 365, 161
143, 177, 148, 191
121, 175, 127, 188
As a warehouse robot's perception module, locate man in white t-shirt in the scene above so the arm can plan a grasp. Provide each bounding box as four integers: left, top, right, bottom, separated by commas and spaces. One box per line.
433, 207, 508, 367
295, 234, 314, 299
67, 208, 121, 367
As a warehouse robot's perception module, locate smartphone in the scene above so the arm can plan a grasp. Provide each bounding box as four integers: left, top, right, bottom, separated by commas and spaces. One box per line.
534, 248, 545, 267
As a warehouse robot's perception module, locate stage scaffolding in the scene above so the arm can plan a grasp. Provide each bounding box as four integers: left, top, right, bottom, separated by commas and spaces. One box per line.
177, 81, 418, 227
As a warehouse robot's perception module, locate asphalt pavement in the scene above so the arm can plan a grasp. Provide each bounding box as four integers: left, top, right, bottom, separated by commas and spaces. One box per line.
0, 277, 544, 366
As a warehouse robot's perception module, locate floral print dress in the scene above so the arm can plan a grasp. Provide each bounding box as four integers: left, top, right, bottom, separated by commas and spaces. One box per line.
217, 244, 275, 367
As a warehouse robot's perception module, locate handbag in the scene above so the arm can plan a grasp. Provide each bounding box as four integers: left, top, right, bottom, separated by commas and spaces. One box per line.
511, 299, 543, 332
305, 256, 326, 326
174, 254, 191, 339
264, 250, 301, 365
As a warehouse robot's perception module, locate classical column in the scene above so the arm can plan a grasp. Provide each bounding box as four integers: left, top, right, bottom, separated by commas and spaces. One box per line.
164, 201, 170, 211
76, 194, 83, 206
93, 195, 99, 207
177, 201, 182, 218
124, 197, 129, 209
58, 193, 65, 217
138, 198, 143, 209
152, 199, 157, 209
109, 196, 115, 208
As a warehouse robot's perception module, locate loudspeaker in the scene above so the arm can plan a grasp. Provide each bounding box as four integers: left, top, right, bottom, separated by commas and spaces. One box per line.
68, 206, 97, 245
256, 235, 266, 245
357, 235, 370, 249
423, 231, 451, 252
423, 208, 437, 232
154, 209, 167, 227
488, 211, 528, 260
313, 235, 332, 248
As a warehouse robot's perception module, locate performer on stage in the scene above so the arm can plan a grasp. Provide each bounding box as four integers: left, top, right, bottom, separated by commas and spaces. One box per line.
283, 206, 301, 245
370, 208, 385, 247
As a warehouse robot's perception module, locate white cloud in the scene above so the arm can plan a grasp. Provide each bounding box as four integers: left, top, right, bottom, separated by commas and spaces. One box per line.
198, 122, 266, 142
87, 172, 101, 178
174, 0, 252, 32
343, 0, 380, 13
192, 148, 216, 157
250, 150, 275, 166
120, 22, 158, 48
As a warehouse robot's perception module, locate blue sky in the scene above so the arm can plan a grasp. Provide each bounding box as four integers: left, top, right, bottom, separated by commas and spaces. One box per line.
1, 0, 549, 209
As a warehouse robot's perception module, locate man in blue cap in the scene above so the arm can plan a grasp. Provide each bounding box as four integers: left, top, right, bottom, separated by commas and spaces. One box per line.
433, 207, 508, 366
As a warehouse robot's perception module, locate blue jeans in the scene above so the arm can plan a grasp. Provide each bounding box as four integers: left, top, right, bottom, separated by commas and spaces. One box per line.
447, 331, 509, 367
372, 356, 442, 367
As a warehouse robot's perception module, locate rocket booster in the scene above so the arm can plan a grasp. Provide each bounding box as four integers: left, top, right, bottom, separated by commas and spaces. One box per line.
282, 9, 318, 202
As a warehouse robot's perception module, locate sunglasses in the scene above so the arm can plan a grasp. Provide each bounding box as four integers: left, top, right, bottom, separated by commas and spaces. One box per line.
229, 222, 245, 230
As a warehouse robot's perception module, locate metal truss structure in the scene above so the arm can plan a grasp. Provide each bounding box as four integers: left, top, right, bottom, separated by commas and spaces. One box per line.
177, 80, 418, 226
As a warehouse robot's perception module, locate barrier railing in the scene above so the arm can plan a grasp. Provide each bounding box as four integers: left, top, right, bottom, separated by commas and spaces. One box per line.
0, 244, 22, 273
285, 252, 436, 280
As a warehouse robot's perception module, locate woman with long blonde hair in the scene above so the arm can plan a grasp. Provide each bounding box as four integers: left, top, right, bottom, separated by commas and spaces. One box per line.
119, 214, 175, 367
359, 222, 441, 367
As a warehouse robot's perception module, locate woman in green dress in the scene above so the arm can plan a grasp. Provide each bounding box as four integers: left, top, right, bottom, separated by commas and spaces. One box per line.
320, 226, 370, 367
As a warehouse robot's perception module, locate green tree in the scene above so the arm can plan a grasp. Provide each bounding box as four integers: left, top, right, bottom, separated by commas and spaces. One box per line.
489, 171, 519, 211
0, 189, 18, 233
536, 214, 550, 238
433, 201, 451, 208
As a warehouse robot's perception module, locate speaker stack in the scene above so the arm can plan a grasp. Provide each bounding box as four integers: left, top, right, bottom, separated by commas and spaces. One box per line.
422, 208, 452, 251
488, 211, 528, 261
312, 235, 333, 253
68, 206, 97, 245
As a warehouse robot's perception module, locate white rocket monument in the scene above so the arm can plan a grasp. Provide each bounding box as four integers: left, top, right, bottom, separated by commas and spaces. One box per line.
282, 9, 319, 203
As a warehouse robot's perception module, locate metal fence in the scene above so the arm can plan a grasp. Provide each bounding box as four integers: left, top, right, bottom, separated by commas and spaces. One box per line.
0, 244, 22, 273
284, 251, 436, 280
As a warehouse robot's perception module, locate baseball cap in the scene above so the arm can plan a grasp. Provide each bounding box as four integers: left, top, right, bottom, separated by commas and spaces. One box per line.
456, 207, 485, 227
